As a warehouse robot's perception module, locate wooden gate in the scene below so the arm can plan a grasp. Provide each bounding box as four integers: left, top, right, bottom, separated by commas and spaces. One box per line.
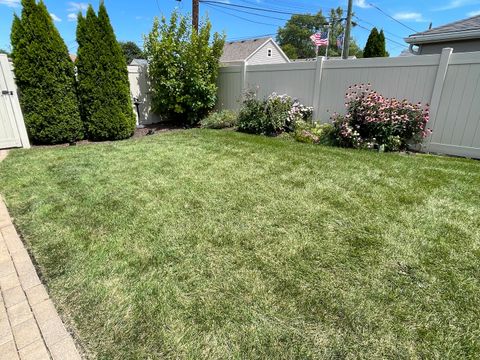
0, 54, 30, 149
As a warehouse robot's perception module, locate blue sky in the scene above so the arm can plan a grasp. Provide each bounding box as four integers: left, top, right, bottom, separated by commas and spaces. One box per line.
1, 0, 480, 56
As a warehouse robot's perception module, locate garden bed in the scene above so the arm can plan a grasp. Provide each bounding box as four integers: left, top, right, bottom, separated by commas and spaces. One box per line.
0, 130, 479, 358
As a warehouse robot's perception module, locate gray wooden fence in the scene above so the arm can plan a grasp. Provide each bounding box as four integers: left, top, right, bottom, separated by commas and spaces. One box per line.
216, 48, 480, 158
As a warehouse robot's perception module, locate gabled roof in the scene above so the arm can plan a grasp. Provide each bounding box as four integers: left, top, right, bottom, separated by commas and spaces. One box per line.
220, 37, 291, 63
130, 59, 148, 66
405, 15, 480, 44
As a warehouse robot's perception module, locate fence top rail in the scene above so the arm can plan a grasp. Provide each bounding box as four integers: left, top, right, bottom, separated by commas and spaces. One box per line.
323, 54, 442, 69
449, 51, 480, 65
245, 61, 316, 72
219, 65, 242, 73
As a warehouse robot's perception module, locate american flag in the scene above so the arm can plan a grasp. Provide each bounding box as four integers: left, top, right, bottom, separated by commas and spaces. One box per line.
337, 34, 344, 50
310, 32, 329, 47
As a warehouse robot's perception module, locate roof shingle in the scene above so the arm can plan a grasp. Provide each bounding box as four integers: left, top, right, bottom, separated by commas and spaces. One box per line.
220, 37, 271, 62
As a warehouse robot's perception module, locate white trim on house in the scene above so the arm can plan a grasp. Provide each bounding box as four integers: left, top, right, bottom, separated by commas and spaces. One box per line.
405, 29, 480, 44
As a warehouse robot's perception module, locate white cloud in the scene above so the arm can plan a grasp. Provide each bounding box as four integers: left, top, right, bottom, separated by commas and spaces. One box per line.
354, 0, 371, 8
67, 13, 77, 22
0, 0, 20, 7
435, 0, 480, 11
50, 13, 61, 22
393, 12, 427, 22
67, 2, 88, 12
467, 9, 480, 16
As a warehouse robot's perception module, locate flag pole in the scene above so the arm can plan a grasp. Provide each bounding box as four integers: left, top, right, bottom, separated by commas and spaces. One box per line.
325, 24, 331, 58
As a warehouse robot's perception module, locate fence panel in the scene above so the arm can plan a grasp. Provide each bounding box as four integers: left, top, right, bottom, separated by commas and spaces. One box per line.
318, 56, 440, 121
427, 52, 480, 158
217, 66, 243, 110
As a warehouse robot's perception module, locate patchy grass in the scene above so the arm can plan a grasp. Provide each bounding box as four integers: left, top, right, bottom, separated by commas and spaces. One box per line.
0, 130, 479, 359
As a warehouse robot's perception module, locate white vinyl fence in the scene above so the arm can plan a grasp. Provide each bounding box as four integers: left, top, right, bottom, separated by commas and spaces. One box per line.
216, 48, 480, 159
0, 54, 30, 149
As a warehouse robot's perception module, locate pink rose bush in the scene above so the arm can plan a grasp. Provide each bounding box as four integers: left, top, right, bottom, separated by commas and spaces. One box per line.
332, 84, 431, 151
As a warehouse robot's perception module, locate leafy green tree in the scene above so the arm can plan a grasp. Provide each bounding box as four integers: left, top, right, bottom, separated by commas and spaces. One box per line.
277, 7, 363, 59
144, 11, 224, 125
0, 49, 9, 56
119, 41, 144, 64
10, 0, 83, 144
76, 2, 135, 140
363, 28, 388, 58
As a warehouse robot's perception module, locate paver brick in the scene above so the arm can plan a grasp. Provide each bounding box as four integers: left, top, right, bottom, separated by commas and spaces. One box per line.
12, 317, 41, 350
18, 339, 50, 360
1, 225, 24, 254
37, 317, 68, 348
0, 315, 13, 346
18, 271, 41, 291
49, 336, 81, 360
0, 339, 19, 360
25, 286, 49, 307
7, 301, 33, 327
0, 259, 16, 278
32, 300, 57, 326
3, 286, 26, 309
0, 272, 21, 291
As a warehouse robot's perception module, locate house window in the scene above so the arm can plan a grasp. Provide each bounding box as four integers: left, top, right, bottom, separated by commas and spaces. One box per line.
267, 48, 272, 57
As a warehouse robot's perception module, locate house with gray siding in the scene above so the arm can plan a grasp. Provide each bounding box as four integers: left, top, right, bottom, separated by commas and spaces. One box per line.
220, 37, 290, 65
405, 15, 480, 55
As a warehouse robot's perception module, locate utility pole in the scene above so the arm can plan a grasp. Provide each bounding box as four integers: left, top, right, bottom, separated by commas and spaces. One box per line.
192, 0, 199, 32
342, 0, 353, 59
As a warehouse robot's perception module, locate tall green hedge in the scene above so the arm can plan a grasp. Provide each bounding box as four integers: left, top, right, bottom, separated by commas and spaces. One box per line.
76, 3, 135, 141
363, 27, 388, 58
10, 0, 83, 144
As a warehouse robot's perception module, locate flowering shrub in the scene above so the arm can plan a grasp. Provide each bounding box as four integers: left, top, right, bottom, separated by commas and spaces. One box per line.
332, 84, 431, 151
294, 121, 336, 145
237, 90, 313, 135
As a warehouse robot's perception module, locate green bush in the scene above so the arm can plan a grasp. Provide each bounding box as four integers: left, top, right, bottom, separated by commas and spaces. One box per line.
76, 3, 135, 141
294, 121, 336, 145
10, 0, 83, 144
200, 110, 237, 129
237, 91, 313, 135
144, 11, 225, 126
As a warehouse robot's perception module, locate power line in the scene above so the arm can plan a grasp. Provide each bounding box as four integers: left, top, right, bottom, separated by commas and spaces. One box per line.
200, 1, 307, 16
368, 2, 419, 33
206, 2, 289, 21
155, 0, 161, 13
203, 3, 282, 27
353, 15, 405, 41
237, 0, 330, 14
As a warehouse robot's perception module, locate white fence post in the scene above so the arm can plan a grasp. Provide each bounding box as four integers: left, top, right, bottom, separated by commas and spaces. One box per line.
240, 61, 247, 99
425, 47, 452, 151
312, 56, 325, 122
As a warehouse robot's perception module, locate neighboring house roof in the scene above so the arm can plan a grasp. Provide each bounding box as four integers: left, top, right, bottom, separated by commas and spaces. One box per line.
69, 54, 77, 62
405, 15, 480, 44
220, 37, 289, 63
130, 59, 148, 66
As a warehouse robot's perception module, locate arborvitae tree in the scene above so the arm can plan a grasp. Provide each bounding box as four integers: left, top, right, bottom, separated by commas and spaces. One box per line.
10, 0, 83, 144
363, 27, 388, 58
76, 2, 135, 141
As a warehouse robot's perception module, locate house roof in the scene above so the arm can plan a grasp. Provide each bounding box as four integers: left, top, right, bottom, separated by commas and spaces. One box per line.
220, 37, 272, 62
130, 58, 148, 66
405, 15, 480, 44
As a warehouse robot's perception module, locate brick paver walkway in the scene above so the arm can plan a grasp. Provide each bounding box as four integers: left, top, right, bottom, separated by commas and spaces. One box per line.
0, 150, 81, 359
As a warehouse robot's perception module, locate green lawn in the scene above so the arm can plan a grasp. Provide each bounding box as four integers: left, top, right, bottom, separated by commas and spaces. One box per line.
1, 130, 479, 359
